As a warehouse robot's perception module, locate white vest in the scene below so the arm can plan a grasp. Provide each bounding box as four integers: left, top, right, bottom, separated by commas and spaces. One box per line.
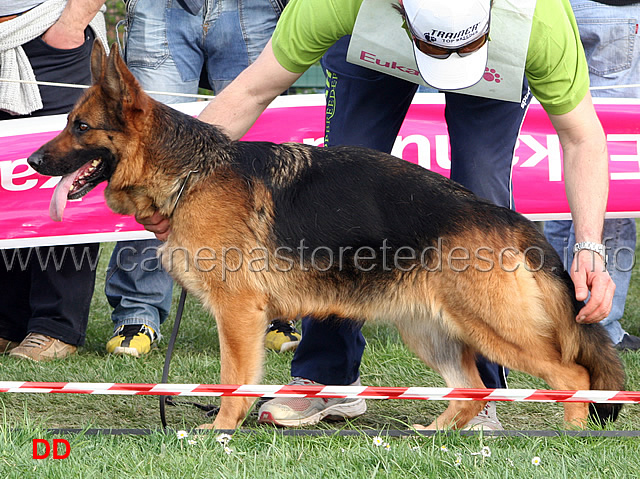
346, 0, 536, 102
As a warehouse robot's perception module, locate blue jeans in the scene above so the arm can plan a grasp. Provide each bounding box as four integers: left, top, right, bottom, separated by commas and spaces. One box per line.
291, 36, 531, 388
106, 240, 172, 336
544, 1, 640, 344
569, 0, 640, 98
106, 0, 281, 333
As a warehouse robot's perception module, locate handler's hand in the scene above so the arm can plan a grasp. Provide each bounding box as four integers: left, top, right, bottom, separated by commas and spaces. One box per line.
42, 22, 86, 50
571, 250, 615, 324
136, 211, 171, 241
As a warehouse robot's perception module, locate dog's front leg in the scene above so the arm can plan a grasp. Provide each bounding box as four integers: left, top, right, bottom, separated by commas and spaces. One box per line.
199, 291, 268, 431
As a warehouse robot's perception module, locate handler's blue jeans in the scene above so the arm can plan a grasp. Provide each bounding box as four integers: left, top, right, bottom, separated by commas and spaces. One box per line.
106, 0, 281, 335
544, 0, 640, 345
291, 36, 532, 388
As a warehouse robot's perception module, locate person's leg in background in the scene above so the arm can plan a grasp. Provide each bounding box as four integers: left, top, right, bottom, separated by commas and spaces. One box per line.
105, 0, 197, 357
442, 78, 532, 428
11, 244, 98, 359
544, 0, 640, 351
0, 251, 32, 353
258, 35, 417, 427
1, 245, 98, 360
106, 0, 293, 356
0, 28, 100, 361
201, 0, 300, 352
106, 240, 172, 357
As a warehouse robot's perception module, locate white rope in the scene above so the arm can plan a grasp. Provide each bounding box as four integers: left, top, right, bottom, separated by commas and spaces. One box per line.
1, 77, 638, 101
0, 78, 214, 100
590, 84, 640, 91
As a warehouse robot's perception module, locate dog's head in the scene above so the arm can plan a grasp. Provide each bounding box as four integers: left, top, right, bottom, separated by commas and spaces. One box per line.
27, 41, 150, 221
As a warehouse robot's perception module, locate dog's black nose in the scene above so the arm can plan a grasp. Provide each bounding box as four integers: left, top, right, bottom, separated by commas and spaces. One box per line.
27, 151, 43, 170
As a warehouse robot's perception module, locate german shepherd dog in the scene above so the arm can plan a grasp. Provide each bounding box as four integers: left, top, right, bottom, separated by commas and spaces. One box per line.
28, 42, 624, 430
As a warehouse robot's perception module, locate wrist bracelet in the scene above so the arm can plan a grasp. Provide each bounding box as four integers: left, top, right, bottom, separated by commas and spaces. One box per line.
573, 241, 607, 267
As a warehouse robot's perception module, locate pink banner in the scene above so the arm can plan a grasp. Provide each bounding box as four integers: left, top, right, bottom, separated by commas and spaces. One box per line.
1, 94, 639, 248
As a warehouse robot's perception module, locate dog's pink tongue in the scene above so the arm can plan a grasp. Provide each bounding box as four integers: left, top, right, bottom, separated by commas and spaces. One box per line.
49, 174, 77, 222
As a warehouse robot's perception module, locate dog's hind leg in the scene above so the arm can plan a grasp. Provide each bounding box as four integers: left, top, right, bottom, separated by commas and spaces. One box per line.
200, 290, 268, 431
483, 343, 591, 428
396, 315, 486, 430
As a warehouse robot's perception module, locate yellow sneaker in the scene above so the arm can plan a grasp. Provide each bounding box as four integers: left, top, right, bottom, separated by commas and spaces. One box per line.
264, 320, 301, 352
106, 324, 157, 358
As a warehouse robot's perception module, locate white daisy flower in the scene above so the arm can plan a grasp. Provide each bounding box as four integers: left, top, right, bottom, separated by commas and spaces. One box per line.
216, 433, 232, 445
440, 445, 449, 453
224, 446, 233, 455
454, 454, 462, 467
384, 443, 391, 451
531, 456, 541, 466
187, 439, 197, 445
176, 430, 188, 439
372, 436, 384, 447
481, 446, 491, 457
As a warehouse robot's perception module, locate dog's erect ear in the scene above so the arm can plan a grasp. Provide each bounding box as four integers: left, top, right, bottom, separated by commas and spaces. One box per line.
102, 43, 148, 112
90, 40, 107, 84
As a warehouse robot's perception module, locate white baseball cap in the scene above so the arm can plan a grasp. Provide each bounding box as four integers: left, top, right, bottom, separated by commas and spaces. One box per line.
402, 0, 491, 90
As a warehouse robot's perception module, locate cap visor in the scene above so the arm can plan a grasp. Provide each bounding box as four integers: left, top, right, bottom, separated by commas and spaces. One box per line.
413, 41, 488, 91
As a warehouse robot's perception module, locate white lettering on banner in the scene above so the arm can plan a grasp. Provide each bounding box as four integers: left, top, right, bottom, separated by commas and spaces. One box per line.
390, 135, 451, 170
0, 159, 38, 191
286, 133, 640, 183
305, 135, 451, 170
435, 136, 451, 170
516, 135, 562, 182
608, 134, 640, 180
41, 176, 60, 189
392, 135, 430, 168
0, 159, 60, 192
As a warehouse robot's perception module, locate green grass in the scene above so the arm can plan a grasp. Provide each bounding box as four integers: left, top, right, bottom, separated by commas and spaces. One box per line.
3, 427, 640, 478
1, 239, 640, 477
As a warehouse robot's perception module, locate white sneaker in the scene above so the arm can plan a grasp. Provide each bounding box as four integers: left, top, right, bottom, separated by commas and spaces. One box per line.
258, 377, 367, 427
464, 401, 503, 430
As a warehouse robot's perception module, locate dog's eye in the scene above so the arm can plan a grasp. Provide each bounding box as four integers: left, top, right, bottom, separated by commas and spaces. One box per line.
76, 122, 90, 132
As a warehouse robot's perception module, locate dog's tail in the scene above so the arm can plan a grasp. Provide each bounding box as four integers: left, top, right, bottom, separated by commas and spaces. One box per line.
556, 276, 626, 425
534, 238, 625, 425
573, 319, 625, 425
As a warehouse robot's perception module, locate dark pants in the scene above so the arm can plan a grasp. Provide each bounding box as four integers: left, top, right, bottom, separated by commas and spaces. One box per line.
291, 36, 532, 388
0, 29, 99, 346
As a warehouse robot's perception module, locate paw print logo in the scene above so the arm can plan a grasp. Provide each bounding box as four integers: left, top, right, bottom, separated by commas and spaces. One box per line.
483, 67, 501, 83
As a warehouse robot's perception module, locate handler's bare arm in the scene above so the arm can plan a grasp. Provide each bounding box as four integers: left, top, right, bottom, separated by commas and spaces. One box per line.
548, 92, 615, 324
142, 40, 302, 240
43, 0, 105, 49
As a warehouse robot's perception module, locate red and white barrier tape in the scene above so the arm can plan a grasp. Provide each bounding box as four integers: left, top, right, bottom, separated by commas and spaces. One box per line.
1, 382, 639, 403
